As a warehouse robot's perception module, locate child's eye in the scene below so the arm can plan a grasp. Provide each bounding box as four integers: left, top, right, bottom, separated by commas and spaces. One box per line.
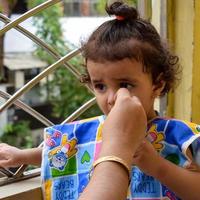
93, 83, 106, 92
120, 82, 134, 90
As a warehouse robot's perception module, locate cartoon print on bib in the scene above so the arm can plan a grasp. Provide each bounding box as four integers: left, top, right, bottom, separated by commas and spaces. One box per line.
146, 123, 165, 152
41, 116, 105, 200
46, 132, 77, 171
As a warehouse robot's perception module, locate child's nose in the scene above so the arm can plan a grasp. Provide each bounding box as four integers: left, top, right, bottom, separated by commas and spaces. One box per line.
107, 90, 116, 107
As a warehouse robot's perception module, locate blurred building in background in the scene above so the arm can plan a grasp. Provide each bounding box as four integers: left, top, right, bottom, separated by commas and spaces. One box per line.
0, 0, 108, 136
1, 0, 200, 135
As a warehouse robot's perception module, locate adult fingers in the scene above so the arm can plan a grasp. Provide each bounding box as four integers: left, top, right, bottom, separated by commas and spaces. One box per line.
115, 88, 142, 106
115, 88, 131, 100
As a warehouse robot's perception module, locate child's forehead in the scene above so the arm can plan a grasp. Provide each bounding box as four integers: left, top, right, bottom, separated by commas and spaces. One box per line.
87, 58, 148, 79
87, 58, 143, 69
83, 38, 148, 63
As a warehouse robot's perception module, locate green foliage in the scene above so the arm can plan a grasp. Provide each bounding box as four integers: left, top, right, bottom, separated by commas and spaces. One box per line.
96, 0, 107, 15
131, 0, 138, 6
96, 0, 138, 14
47, 56, 102, 119
0, 121, 33, 148
97, 0, 137, 9
28, 0, 101, 119
28, 0, 68, 63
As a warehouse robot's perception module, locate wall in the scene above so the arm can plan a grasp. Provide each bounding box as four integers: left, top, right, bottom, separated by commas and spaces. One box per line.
192, 0, 200, 123
167, 0, 195, 121
174, 0, 193, 121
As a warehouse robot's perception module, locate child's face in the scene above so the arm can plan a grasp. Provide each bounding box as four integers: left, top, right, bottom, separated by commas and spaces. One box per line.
87, 58, 161, 120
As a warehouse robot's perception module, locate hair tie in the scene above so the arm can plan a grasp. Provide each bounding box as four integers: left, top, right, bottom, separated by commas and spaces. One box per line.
115, 15, 125, 21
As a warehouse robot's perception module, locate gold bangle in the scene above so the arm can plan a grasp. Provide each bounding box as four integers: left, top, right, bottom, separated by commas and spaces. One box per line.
91, 156, 131, 180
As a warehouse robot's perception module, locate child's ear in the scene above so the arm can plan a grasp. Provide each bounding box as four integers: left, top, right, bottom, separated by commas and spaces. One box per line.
152, 80, 166, 97
152, 73, 166, 97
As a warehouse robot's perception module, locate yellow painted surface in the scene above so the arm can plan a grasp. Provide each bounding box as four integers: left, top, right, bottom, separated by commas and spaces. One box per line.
151, 0, 161, 113
172, 0, 194, 120
166, 0, 175, 117
151, 0, 161, 32
192, 0, 200, 123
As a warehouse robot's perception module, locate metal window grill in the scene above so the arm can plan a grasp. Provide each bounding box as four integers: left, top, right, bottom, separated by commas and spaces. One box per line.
0, 0, 96, 186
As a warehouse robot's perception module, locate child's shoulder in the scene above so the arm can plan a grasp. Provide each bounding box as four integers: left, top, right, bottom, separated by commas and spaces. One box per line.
43, 115, 105, 146
151, 117, 200, 136
45, 115, 105, 132
148, 117, 200, 151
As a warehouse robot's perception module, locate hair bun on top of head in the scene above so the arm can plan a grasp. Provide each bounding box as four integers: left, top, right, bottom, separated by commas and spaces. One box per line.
106, 1, 139, 21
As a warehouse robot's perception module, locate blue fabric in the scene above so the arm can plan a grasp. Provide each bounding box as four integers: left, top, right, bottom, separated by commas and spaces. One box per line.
41, 116, 200, 200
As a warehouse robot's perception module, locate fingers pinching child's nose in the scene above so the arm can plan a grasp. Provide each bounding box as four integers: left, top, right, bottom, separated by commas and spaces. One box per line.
115, 88, 131, 99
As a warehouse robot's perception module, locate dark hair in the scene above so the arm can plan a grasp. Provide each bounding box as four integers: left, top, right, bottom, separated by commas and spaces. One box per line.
81, 1, 180, 96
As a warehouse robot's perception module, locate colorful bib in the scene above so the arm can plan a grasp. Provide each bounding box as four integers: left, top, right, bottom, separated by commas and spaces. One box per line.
41, 116, 200, 200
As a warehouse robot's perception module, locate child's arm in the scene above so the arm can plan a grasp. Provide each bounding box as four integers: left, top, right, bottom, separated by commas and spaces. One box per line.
133, 139, 200, 200
0, 143, 42, 167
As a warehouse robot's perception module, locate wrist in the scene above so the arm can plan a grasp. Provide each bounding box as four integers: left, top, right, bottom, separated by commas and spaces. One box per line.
151, 155, 168, 179
92, 155, 131, 181
99, 143, 133, 167
20, 149, 30, 165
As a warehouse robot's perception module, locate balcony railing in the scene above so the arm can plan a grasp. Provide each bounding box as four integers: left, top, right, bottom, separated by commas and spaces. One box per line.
0, 0, 96, 198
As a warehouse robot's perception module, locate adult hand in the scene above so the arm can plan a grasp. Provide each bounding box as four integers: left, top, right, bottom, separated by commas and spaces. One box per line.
100, 88, 147, 165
